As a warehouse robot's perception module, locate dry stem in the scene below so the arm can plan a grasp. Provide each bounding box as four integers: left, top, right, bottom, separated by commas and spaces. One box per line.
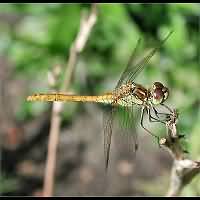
159, 109, 200, 196
43, 4, 98, 196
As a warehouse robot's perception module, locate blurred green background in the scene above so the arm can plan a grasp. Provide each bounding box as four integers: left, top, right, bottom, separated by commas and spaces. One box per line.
0, 3, 199, 196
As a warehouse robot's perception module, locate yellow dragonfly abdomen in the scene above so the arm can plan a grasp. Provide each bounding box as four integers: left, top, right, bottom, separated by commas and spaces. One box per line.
27, 93, 114, 104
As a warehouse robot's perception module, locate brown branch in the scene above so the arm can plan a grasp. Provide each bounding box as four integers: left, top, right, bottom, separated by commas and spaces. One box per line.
159, 109, 200, 196
43, 4, 98, 197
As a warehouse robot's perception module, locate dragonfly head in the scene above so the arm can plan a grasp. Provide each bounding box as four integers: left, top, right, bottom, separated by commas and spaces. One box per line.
150, 82, 169, 105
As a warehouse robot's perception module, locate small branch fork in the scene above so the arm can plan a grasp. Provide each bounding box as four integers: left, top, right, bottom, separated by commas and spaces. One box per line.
158, 109, 200, 196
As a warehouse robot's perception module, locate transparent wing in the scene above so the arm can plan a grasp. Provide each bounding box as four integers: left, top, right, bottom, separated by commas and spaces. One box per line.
103, 103, 116, 170
115, 31, 173, 90
103, 103, 140, 170
115, 104, 139, 156
115, 38, 142, 89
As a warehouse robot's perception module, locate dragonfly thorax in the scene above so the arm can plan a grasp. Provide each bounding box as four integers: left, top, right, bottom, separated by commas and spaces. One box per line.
115, 82, 148, 107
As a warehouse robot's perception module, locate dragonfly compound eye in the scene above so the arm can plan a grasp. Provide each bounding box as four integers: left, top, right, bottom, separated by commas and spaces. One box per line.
151, 82, 169, 105
152, 82, 163, 90
162, 87, 169, 101
152, 88, 164, 105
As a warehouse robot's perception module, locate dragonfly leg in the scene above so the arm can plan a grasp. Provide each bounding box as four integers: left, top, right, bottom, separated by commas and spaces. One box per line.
140, 107, 160, 146
152, 107, 171, 122
152, 107, 171, 124
147, 108, 165, 124
160, 103, 173, 114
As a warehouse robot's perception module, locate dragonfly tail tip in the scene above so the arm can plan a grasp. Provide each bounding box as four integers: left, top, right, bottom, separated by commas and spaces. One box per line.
27, 95, 33, 101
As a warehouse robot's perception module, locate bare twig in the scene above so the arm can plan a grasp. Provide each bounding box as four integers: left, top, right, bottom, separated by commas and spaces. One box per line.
43, 4, 98, 196
159, 109, 200, 196
61, 4, 97, 92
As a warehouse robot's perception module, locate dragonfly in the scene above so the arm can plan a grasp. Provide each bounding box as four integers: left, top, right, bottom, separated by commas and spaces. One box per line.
27, 31, 174, 170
